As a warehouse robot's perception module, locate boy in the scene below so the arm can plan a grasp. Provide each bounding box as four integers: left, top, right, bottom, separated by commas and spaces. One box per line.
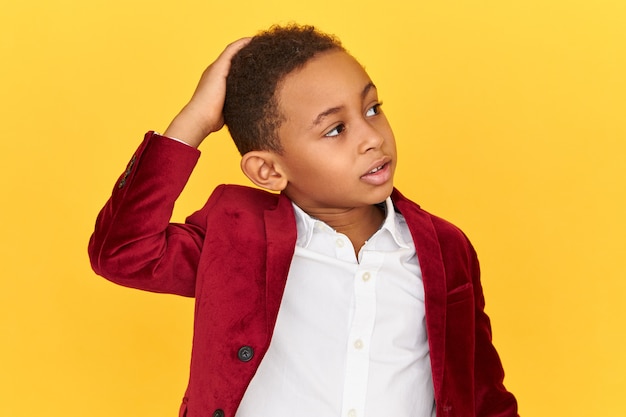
89, 25, 518, 417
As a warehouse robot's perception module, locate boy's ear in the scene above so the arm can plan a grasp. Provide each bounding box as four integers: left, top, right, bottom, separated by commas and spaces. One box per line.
240, 151, 288, 191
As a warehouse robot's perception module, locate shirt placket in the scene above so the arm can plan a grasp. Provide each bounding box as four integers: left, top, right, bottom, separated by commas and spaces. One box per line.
340, 249, 384, 417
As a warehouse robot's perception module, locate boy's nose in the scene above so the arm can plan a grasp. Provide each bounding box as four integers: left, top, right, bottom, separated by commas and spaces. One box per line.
358, 122, 385, 153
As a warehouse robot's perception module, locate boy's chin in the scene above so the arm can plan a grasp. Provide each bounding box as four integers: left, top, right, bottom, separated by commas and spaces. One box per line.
370, 182, 395, 202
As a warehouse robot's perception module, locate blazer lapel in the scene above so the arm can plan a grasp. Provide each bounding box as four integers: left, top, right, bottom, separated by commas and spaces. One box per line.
263, 193, 298, 336
392, 189, 447, 397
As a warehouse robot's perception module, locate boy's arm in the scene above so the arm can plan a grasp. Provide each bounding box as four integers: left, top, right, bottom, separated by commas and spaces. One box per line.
88, 38, 250, 296
88, 133, 201, 296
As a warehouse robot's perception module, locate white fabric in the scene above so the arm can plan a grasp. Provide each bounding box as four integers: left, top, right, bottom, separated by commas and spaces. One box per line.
236, 198, 436, 417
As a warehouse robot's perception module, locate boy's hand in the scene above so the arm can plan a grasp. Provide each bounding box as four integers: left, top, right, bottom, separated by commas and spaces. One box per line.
164, 37, 251, 148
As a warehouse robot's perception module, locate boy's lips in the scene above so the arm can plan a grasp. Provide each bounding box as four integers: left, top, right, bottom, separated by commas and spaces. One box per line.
360, 158, 393, 185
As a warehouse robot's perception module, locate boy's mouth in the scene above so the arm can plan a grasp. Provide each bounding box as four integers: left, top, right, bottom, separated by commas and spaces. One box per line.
367, 165, 385, 174
360, 159, 392, 185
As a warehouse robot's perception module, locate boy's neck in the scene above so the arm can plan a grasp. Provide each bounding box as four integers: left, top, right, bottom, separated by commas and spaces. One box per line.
304, 204, 386, 256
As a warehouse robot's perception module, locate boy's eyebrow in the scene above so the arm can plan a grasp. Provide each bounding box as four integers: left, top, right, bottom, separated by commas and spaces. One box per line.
309, 82, 377, 129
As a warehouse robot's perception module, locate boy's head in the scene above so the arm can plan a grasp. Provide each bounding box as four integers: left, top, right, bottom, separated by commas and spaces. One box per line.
224, 24, 344, 155
225, 24, 396, 212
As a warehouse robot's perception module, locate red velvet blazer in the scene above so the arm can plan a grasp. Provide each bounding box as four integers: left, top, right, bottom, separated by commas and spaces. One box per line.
89, 132, 518, 417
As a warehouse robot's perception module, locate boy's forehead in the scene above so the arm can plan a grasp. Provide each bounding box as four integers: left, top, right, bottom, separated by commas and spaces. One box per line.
277, 50, 373, 105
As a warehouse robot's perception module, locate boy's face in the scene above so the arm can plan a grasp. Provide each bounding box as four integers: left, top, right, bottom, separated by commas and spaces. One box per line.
274, 50, 397, 213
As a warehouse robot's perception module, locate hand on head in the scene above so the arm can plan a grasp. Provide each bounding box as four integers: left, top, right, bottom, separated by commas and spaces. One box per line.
164, 37, 251, 148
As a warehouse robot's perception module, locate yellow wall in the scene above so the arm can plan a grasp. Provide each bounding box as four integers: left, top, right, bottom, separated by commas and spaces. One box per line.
1, 0, 624, 415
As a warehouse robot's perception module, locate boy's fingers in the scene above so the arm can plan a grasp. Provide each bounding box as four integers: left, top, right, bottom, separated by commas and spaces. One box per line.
200, 37, 251, 83
227, 37, 253, 52
218, 37, 252, 63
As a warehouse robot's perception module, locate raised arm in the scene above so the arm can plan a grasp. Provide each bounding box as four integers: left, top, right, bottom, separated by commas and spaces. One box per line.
88, 38, 250, 296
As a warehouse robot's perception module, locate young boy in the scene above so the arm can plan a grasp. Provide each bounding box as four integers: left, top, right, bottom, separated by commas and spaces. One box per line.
89, 25, 518, 417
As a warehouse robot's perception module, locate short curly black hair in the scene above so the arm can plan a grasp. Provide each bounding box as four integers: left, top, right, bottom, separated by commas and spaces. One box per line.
223, 24, 344, 155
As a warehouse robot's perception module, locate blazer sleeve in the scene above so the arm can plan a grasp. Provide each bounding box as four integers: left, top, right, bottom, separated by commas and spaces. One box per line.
467, 241, 519, 417
88, 131, 204, 297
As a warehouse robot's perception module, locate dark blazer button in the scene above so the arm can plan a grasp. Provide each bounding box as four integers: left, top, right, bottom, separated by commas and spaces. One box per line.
212, 409, 225, 417
237, 345, 254, 362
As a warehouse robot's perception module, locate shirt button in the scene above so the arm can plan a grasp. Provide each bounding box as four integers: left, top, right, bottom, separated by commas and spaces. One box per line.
362, 272, 371, 282
347, 409, 357, 417
354, 339, 364, 350
336, 238, 345, 248
213, 409, 225, 417
237, 346, 254, 362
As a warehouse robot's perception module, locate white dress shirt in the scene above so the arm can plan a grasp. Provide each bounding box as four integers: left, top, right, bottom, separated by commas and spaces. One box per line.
235, 198, 436, 417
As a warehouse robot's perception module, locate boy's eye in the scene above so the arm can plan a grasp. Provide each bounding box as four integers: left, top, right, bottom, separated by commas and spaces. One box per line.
325, 124, 346, 137
365, 102, 382, 117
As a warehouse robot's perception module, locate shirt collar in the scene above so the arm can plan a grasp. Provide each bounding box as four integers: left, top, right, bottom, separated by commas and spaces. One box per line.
292, 197, 410, 249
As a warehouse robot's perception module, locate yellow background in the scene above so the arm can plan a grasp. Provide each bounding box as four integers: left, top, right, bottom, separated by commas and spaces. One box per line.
1, 0, 624, 415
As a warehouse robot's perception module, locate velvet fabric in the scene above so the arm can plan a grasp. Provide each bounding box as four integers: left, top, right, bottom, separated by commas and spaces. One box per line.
89, 132, 518, 417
